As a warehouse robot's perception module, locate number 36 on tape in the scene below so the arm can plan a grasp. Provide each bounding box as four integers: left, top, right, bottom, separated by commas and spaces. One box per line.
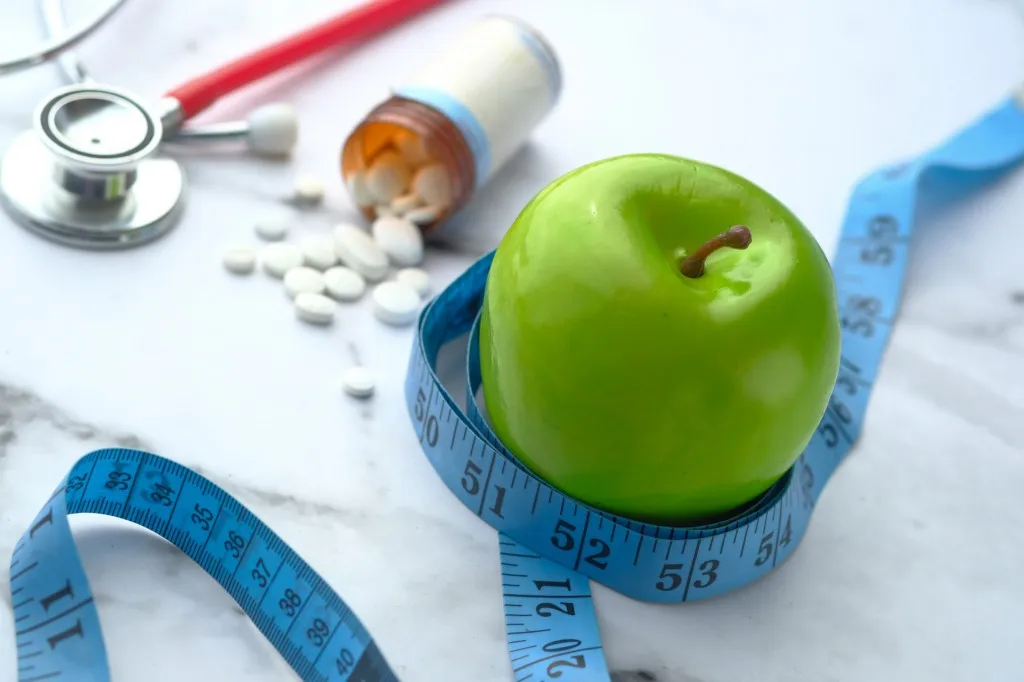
10, 93, 1024, 682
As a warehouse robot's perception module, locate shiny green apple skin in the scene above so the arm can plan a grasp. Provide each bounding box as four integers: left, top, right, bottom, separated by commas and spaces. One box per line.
478, 153, 841, 525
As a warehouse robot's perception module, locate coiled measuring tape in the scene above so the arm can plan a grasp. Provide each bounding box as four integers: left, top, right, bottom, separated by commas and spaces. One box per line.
10, 94, 1024, 682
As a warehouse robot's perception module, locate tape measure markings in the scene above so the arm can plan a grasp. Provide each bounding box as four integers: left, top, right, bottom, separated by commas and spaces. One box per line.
406, 265, 838, 604
10, 94, 1024, 682
499, 533, 610, 681
12, 448, 399, 681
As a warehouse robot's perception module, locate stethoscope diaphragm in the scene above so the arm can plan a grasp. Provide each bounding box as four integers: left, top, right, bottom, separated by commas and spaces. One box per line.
0, 84, 187, 250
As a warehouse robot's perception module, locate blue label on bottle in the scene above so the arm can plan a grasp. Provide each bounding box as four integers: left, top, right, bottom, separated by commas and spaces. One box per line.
395, 86, 492, 190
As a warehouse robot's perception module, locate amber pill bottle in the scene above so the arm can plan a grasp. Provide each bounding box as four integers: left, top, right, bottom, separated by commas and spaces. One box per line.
340, 16, 562, 233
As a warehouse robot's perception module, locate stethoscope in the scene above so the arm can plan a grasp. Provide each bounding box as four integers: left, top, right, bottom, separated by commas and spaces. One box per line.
0, 0, 450, 250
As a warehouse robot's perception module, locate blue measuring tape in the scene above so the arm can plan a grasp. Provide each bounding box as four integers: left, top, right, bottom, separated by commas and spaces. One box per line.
10, 94, 1024, 682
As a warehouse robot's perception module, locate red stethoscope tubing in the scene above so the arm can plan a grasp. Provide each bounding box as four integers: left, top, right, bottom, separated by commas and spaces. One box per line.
164, 0, 453, 120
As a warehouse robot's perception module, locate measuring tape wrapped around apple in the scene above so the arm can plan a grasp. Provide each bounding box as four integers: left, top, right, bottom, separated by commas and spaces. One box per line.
10, 93, 1024, 682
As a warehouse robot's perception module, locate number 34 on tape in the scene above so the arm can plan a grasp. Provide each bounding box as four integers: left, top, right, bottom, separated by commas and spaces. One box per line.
10, 93, 1024, 682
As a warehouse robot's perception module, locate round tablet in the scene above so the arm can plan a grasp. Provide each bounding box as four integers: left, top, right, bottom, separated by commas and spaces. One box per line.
301, 235, 337, 270
283, 267, 326, 298
293, 174, 325, 205
346, 170, 375, 207
341, 366, 375, 398
333, 223, 389, 281
396, 267, 431, 299
323, 266, 366, 302
261, 242, 304, 278
372, 281, 421, 327
404, 205, 442, 226
390, 193, 422, 215
222, 245, 256, 274
371, 216, 423, 266
366, 150, 411, 204
294, 292, 336, 325
254, 212, 291, 241
411, 164, 452, 207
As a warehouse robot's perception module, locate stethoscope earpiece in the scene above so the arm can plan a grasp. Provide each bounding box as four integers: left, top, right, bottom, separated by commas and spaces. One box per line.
161, 102, 300, 157
245, 102, 300, 157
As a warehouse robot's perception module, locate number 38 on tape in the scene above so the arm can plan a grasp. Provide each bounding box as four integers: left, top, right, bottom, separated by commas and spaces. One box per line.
11, 93, 1024, 682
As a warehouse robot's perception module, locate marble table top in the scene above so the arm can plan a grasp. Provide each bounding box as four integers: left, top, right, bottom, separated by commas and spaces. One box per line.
2, 0, 1023, 680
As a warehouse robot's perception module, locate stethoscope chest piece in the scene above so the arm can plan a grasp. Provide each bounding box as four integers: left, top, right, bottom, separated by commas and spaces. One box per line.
0, 84, 186, 249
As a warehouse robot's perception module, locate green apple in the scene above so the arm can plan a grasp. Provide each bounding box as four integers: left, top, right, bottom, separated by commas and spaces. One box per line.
478, 153, 841, 525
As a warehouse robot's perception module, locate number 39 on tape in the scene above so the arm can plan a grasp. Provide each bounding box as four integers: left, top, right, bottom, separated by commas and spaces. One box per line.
11, 93, 1024, 682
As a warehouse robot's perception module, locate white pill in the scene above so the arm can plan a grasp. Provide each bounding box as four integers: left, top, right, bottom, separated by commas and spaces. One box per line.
411, 164, 452, 207
371, 216, 423, 266
390, 193, 422, 215
394, 130, 431, 166
372, 280, 421, 326
293, 174, 325, 205
404, 205, 443, 226
341, 366, 375, 398
254, 211, 291, 241
283, 267, 326, 298
301, 235, 337, 270
366, 150, 411, 204
323, 266, 366, 302
333, 223, 389, 281
222, 245, 256, 274
396, 267, 432, 299
347, 170, 375, 207
294, 292, 336, 324
261, 242, 304, 278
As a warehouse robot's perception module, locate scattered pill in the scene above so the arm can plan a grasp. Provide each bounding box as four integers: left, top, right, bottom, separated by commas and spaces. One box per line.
347, 170, 376, 207
254, 212, 291, 241
371, 216, 424, 266
394, 130, 431, 166
294, 292, 336, 325
261, 242, 304, 278
366, 150, 412, 204
323, 266, 367, 302
404, 205, 443, 226
333, 223, 389, 281
283, 267, 326, 298
341, 366, 375, 398
396, 267, 432, 299
390, 193, 422, 215
301, 235, 337, 270
411, 163, 452, 207
222, 245, 257, 274
372, 280, 421, 327
375, 204, 397, 218
293, 174, 325, 205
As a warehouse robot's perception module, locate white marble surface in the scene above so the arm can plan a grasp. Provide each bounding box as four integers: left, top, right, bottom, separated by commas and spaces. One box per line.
1, 0, 1024, 680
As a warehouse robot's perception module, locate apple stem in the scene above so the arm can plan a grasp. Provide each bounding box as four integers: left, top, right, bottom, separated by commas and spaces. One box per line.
679, 225, 753, 278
